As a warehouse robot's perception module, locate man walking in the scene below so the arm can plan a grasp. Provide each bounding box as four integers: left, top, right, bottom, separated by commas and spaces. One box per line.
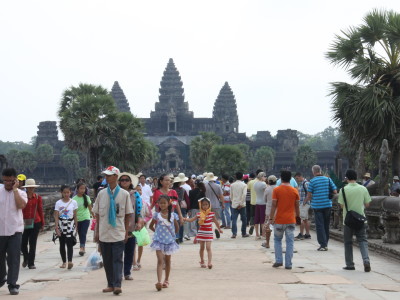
139, 174, 153, 205
268, 170, 300, 269
338, 169, 371, 272
294, 172, 311, 240
0, 168, 27, 295
305, 165, 337, 251
93, 166, 133, 295
230, 172, 249, 238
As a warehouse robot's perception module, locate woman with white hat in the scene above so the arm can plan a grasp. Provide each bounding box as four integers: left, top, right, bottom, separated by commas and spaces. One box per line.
21, 178, 44, 269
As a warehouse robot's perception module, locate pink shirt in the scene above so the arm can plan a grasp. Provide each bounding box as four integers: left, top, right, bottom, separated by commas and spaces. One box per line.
0, 186, 28, 236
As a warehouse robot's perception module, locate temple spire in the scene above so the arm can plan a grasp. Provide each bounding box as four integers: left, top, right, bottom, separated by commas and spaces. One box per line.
111, 81, 131, 113
158, 58, 186, 108
213, 82, 239, 134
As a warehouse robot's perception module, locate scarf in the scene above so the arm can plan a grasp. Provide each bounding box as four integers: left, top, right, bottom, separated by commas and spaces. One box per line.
198, 202, 212, 225
107, 185, 120, 227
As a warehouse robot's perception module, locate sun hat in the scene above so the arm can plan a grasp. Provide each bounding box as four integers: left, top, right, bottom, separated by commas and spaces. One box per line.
393, 176, 400, 180
118, 172, 139, 187
102, 166, 120, 176
173, 173, 188, 183
22, 178, 40, 188
205, 172, 218, 182
17, 174, 27, 181
364, 173, 371, 178
268, 175, 277, 182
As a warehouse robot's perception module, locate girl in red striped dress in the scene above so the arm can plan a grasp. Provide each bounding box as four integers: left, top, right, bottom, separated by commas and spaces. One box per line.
185, 197, 222, 269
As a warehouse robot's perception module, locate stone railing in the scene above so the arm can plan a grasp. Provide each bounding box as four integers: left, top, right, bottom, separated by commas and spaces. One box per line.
331, 195, 400, 244
41, 192, 60, 230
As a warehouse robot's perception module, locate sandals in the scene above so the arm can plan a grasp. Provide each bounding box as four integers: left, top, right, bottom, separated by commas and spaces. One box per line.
132, 264, 140, 271
155, 282, 162, 291
60, 263, 66, 268
162, 280, 169, 288
200, 261, 207, 268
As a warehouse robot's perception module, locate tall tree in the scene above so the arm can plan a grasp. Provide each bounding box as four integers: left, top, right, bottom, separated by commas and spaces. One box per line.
190, 132, 222, 172
206, 145, 248, 175
35, 144, 54, 177
61, 147, 80, 184
327, 9, 400, 175
7, 150, 37, 174
253, 146, 275, 172
295, 145, 317, 174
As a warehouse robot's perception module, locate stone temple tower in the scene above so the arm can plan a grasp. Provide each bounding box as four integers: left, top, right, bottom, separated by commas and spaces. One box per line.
111, 81, 131, 113
212, 82, 239, 134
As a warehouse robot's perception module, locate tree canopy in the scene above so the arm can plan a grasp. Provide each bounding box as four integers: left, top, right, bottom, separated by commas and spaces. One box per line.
206, 144, 248, 175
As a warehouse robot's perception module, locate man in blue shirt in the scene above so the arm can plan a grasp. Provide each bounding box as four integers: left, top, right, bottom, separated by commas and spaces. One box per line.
304, 165, 337, 251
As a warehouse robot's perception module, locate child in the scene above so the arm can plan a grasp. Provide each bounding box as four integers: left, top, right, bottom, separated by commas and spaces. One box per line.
149, 195, 179, 291
73, 182, 94, 256
54, 185, 78, 269
185, 197, 222, 269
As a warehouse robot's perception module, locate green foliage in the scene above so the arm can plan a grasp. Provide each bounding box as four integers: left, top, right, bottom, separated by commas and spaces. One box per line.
253, 146, 275, 172
190, 132, 222, 172
0, 141, 32, 155
206, 145, 248, 175
326, 9, 400, 174
6, 150, 37, 173
61, 147, 80, 183
295, 145, 317, 171
298, 127, 339, 151
35, 144, 54, 164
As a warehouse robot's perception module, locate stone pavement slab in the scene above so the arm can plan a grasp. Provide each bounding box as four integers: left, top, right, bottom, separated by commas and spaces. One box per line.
1, 225, 400, 299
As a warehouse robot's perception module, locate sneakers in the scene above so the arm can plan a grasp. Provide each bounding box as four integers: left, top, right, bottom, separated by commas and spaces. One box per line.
304, 234, 311, 239
242, 234, 250, 238
343, 266, 355, 270
364, 263, 371, 272
231, 235, 237, 239
272, 262, 283, 268
8, 285, 20, 295
317, 247, 328, 251
295, 233, 304, 241
184, 235, 191, 241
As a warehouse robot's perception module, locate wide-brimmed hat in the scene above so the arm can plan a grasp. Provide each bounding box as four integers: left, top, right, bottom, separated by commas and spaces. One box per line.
205, 172, 218, 182
22, 178, 40, 188
118, 172, 139, 187
17, 174, 26, 181
102, 166, 120, 175
173, 173, 188, 183
268, 175, 277, 182
393, 176, 400, 180
364, 173, 371, 178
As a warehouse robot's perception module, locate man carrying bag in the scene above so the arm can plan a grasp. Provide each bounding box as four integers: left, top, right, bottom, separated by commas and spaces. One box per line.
338, 169, 372, 272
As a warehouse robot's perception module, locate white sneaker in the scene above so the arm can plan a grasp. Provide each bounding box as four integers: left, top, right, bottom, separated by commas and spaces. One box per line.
184, 235, 191, 240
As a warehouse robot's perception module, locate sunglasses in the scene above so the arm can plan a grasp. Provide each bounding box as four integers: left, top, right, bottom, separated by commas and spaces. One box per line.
119, 178, 131, 182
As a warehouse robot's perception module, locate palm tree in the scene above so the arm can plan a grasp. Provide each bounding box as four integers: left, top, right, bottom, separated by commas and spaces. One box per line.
189, 132, 222, 172
327, 9, 400, 175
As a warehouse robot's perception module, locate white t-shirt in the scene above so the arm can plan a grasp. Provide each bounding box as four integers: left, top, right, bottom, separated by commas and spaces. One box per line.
140, 183, 153, 205
181, 183, 192, 196
55, 199, 78, 219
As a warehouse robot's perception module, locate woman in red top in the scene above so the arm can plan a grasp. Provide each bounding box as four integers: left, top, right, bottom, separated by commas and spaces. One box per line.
151, 174, 183, 225
21, 179, 44, 269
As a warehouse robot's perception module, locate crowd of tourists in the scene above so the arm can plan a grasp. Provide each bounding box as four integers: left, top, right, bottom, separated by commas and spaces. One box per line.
0, 164, 374, 295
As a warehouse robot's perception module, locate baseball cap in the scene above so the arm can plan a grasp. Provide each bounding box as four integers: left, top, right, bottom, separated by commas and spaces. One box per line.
17, 174, 27, 181
102, 166, 120, 175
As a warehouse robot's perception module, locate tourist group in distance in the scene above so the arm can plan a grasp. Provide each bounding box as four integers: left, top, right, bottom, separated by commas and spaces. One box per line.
0, 164, 374, 295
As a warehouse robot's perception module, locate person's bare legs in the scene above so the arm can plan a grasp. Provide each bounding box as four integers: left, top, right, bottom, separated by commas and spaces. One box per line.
133, 244, 138, 266
300, 222, 305, 235
137, 246, 143, 266
255, 224, 260, 237
304, 220, 310, 235
206, 241, 213, 268
164, 255, 171, 282
199, 241, 205, 265
156, 251, 163, 285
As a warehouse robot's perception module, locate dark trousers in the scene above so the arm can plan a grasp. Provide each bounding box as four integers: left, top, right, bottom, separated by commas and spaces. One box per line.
245, 201, 251, 225
314, 207, 331, 248
100, 241, 124, 288
59, 235, 74, 263
231, 207, 247, 236
0, 233, 22, 287
124, 236, 136, 276
77, 220, 90, 247
21, 222, 41, 267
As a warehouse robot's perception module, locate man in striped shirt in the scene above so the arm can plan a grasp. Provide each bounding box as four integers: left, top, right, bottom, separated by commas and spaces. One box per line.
304, 165, 337, 251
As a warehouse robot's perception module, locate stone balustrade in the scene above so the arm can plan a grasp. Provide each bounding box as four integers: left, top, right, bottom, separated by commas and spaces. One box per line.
331, 195, 400, 244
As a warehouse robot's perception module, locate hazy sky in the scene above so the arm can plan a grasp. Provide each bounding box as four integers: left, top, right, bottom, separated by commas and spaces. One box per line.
1, 0, 399, 143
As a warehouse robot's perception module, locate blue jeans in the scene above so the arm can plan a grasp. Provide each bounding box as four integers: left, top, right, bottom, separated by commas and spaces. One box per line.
221, 202, 231, 227
274, 224, 295, 268
314, 207, 331, 248
231, 207, 247, 236
77, 219, 90, 247
343, 224, 370, 267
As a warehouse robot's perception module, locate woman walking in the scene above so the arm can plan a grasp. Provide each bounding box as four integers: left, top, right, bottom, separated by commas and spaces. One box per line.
73, 182, 94, 256
21, 179, 44, 269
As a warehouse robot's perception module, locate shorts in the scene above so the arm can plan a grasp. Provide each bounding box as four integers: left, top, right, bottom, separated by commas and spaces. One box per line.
300, 203, 310, 220
254, 204, 266, 224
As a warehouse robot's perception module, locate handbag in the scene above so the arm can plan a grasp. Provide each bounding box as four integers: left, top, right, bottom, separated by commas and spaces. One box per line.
24, 199, 38, 229
342, 187, 367, 230
327, 178, 334, 199
133, 226, 151, 246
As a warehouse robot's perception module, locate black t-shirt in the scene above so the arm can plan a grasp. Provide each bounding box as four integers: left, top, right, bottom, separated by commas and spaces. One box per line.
189, 188, 205, 210
93, 182, 102, 196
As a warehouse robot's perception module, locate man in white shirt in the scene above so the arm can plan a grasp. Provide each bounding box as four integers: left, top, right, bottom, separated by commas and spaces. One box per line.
0, 168, 27, 295
138, 175, 153, 205
230, 172, 250, 238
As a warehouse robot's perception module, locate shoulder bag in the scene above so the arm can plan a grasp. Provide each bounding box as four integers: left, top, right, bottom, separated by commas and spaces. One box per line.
24, 195, 38, 229
342, 187, 367, 231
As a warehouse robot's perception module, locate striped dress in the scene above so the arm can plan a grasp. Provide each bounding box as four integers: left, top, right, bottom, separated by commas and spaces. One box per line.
196, 212, 215, 241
